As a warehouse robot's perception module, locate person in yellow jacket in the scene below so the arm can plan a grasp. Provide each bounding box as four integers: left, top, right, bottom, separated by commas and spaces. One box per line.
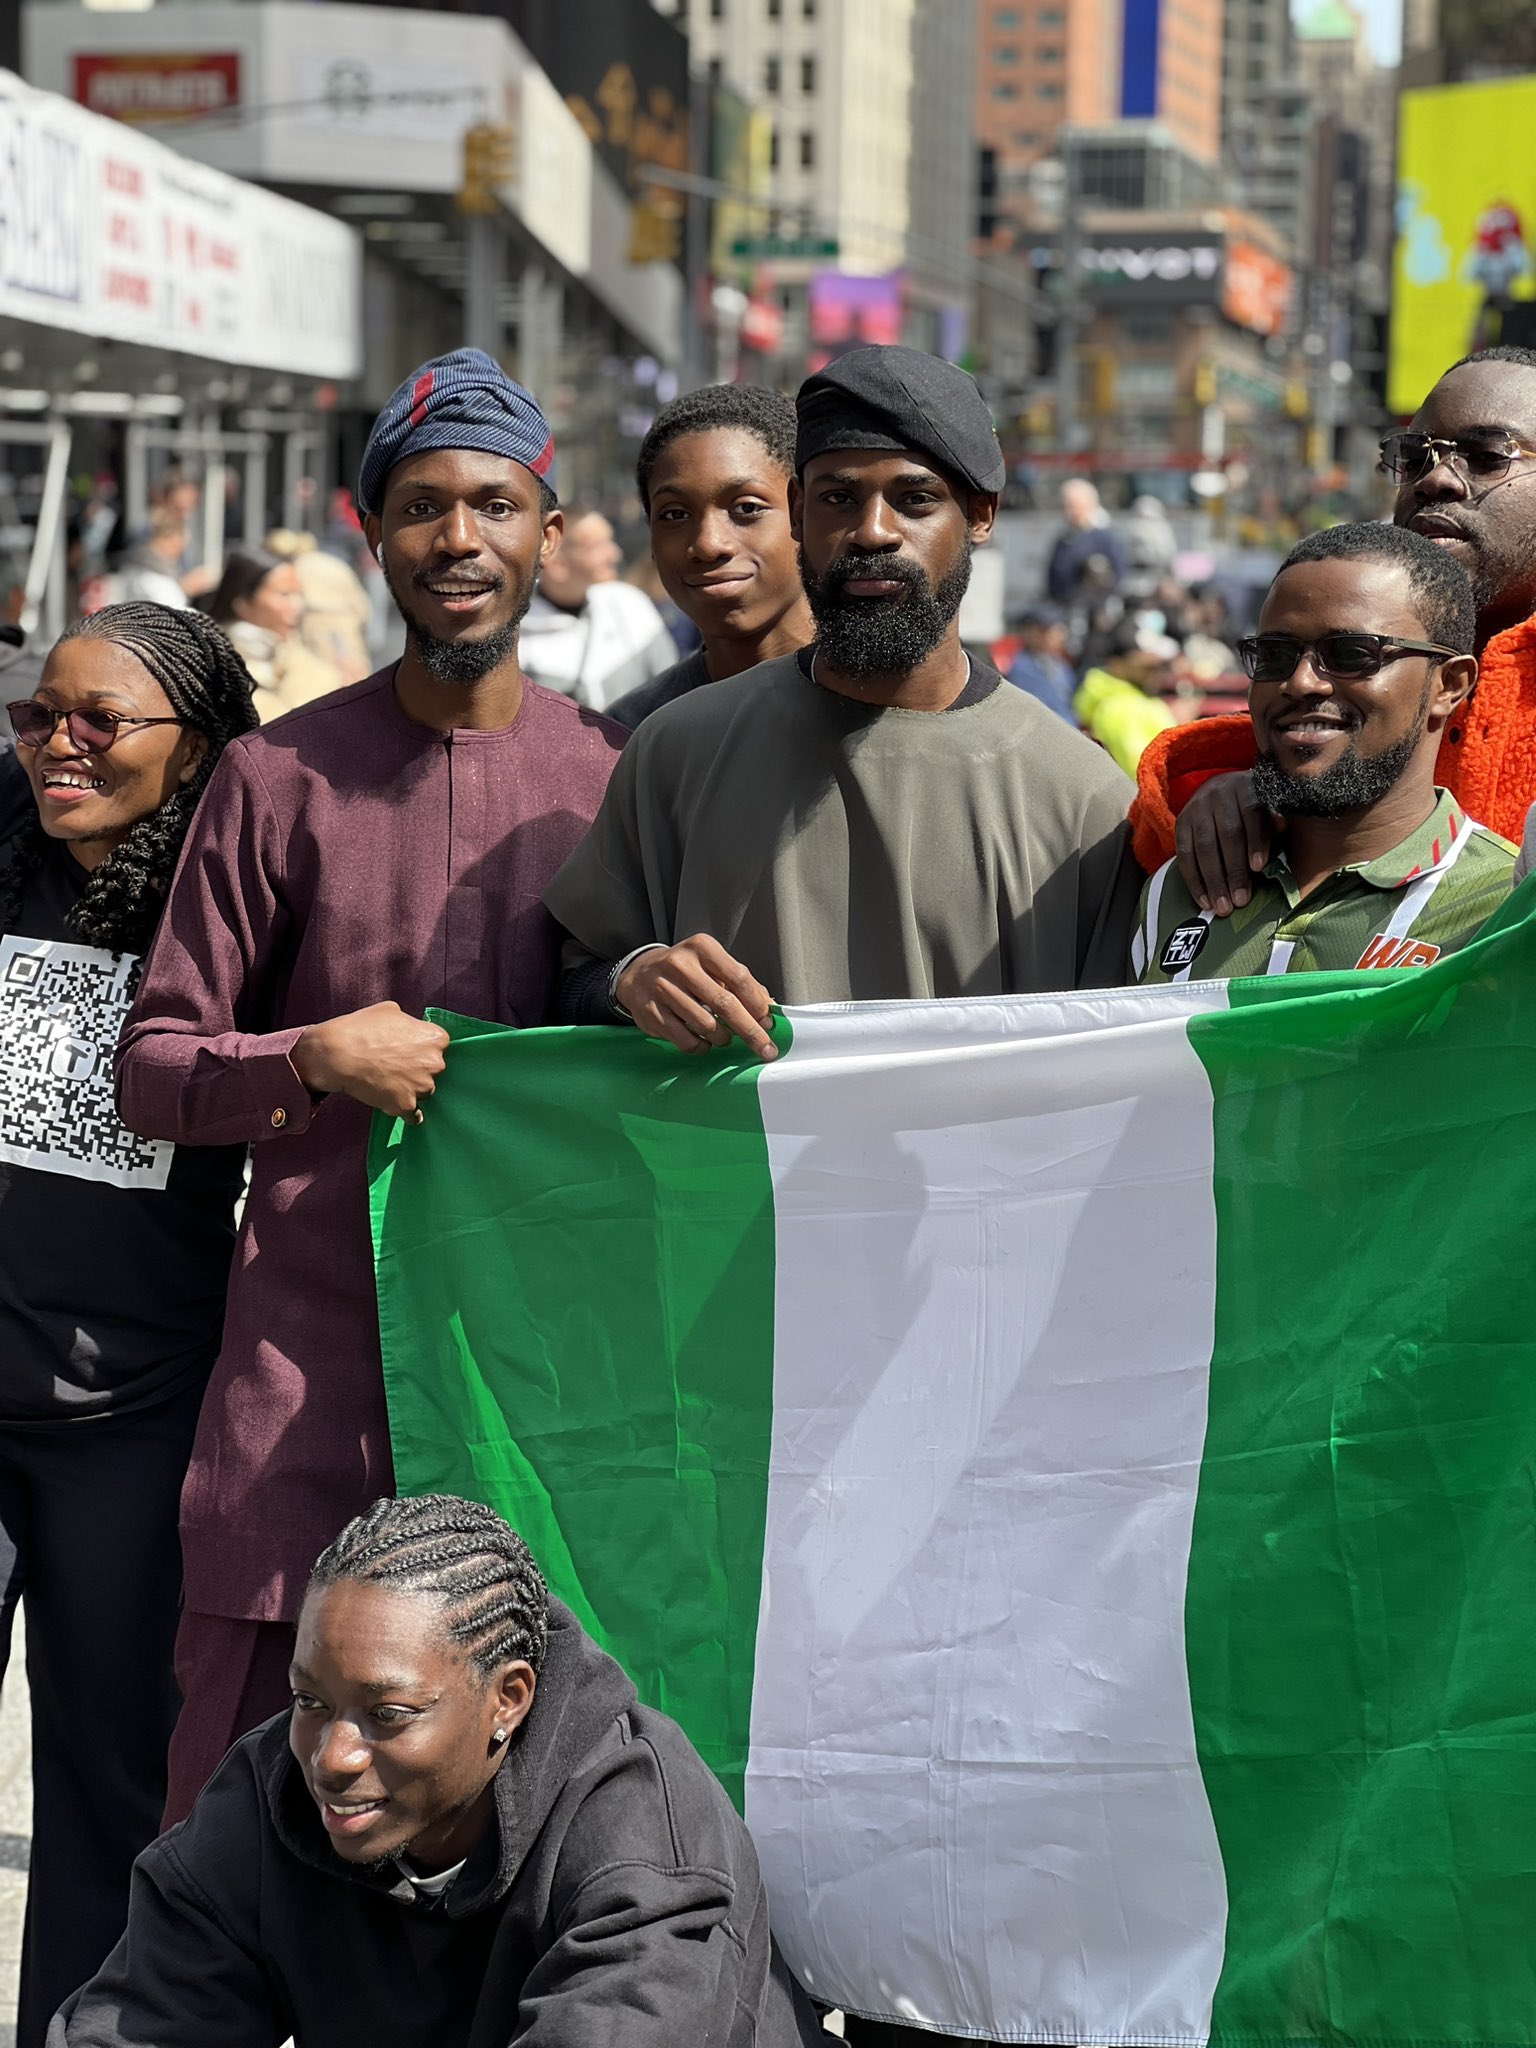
1072, 620, 1181, 776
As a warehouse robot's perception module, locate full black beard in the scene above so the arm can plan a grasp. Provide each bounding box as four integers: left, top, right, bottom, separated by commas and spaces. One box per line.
1252, 716, 1427, 818
800, 541, 972, 678
385, 560, 535, 685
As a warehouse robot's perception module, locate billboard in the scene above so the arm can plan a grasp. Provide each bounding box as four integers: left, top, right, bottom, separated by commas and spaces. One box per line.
0, 67, 360, 379
1222, 241, 1292, 338
73, 51, 241, 125
1393, 76, 1536, 415
807, 271, 904, 373
501, 0, 689, 207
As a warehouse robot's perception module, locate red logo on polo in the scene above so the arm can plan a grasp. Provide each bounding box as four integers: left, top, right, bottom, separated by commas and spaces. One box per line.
1355, 934, 1443, 970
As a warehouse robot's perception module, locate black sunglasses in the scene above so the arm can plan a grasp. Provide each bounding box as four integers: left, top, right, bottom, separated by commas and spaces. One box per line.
1236, 633, 1461, 684
1377, 430, 1536, 484
7, 700, 187, 754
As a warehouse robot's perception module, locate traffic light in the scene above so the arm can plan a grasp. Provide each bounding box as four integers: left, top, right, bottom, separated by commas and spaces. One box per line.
459, 123, 515, 216
1084, 346, 1116, 417
629, 193, 682, 265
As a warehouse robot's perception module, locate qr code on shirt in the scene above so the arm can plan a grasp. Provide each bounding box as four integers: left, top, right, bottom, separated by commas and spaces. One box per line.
0, 935, 172, 1190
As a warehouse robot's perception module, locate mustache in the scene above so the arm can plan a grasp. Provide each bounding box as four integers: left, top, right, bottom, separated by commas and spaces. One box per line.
817, 552, 928, 600
410, 563, 506, 593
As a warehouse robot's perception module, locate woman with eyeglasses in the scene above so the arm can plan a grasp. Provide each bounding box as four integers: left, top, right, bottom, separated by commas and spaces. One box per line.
0, 602, 257, 2045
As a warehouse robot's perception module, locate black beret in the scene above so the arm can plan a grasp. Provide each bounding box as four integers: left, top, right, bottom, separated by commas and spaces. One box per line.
796, 345, 1006, 495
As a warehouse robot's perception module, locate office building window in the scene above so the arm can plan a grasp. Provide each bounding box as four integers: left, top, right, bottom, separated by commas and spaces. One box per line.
1036, 80, 1064, 99
804, 0, 816, 14
801, 54, 816, 91
765, 54, 780, 92
994, 6, 1021, 21
708, 56, 723, 84
992, 81, 1020, 98
769, 126, 779, 168
1036, 44, 1063, 61
710, 0, 724, 17
1039, 5, 1066, 19
994, 44, 1019, 61
799, 129, 815, 167
767, 0, 781, 16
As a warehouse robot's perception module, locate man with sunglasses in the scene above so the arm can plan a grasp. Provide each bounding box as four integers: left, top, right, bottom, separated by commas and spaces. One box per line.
1133, 523, 1515, 983
1131, 345, 1536, 904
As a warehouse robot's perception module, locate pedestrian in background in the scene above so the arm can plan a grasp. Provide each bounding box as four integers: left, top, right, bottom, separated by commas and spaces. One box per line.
1045, 477, 1127, 607
1004, 602, 1076, 724
111, 512, 192, 612
519, 503, 677, 709
1073, 618, 1180, 777
264, 528, 374, 685
0, 604, 257, 2044
207, 546, 346, 722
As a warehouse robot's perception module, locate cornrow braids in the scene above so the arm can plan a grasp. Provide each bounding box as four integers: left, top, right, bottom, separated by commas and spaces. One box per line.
308, 1494, 550, 1678
21, 603, 259, 956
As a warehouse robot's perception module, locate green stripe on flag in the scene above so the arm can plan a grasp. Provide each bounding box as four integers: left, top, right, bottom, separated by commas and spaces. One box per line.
369, 1011, 791, 1809
1187, 911, 1536, 2044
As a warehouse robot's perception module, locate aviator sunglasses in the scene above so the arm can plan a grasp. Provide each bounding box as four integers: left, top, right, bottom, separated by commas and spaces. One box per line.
1236, 633, 1460, 685
1377, 430, 1536, 484
7, 700, 187, 754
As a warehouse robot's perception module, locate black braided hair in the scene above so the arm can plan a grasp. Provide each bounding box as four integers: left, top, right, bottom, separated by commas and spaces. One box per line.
0, 602, 258, 955
307, 1495, 549, 1678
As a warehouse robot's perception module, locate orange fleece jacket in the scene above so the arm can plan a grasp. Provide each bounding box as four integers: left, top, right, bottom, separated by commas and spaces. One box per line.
1129, 612, 1536, 871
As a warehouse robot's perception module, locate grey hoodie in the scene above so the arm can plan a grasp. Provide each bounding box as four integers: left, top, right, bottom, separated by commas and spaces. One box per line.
50, 1602, 823, 2048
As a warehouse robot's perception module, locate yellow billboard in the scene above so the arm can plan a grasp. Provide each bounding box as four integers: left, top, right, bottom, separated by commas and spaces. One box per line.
1393, 77, 1536, 415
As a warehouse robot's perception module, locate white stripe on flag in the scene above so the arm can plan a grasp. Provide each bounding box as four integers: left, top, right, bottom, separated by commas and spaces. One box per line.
744, 987, 1232, 2044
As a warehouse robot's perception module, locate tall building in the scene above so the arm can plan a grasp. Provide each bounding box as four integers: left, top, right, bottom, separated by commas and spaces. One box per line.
1119, 0, 1223, 162
973, 0, 1119, 240
658, 0, 976, 356
973, 0, 1221, 246
1220, 0, 1293, 160
1220, 0, 1314, 259
907, 0, 976, 351
664, 0, 912, 276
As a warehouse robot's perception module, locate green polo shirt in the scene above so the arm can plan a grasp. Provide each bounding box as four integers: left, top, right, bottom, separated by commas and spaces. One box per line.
1132, 789, 1516, 983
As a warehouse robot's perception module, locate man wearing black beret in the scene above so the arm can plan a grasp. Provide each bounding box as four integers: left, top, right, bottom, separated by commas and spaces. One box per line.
547, 344, 1140, 1053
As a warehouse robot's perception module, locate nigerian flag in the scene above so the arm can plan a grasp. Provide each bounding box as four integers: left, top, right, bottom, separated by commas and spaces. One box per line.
369, 888, 1536, 2047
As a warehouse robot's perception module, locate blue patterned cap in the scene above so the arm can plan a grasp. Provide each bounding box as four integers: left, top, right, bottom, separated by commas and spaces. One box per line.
358, 348, 556, 514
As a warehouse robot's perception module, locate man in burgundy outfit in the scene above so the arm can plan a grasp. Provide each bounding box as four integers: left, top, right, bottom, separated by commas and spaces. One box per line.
117, 350, 624, 1820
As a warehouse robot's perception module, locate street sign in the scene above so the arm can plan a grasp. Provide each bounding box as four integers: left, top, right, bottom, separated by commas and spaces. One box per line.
730, 235, 838, 260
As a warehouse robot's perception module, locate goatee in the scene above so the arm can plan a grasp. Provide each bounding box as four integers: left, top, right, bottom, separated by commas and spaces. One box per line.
384, 560, 535, 685
801, 541, 972, 678
1253, 715, 1427, 819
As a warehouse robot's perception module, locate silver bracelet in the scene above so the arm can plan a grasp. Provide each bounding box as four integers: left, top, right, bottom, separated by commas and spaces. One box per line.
607, 942, 668, 1021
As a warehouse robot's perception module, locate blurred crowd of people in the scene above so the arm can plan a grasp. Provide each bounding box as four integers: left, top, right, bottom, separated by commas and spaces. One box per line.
986, 476, 1259, 776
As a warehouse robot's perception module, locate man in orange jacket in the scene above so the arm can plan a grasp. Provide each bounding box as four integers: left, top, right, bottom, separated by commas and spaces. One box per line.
1134, 344, 1536, 905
